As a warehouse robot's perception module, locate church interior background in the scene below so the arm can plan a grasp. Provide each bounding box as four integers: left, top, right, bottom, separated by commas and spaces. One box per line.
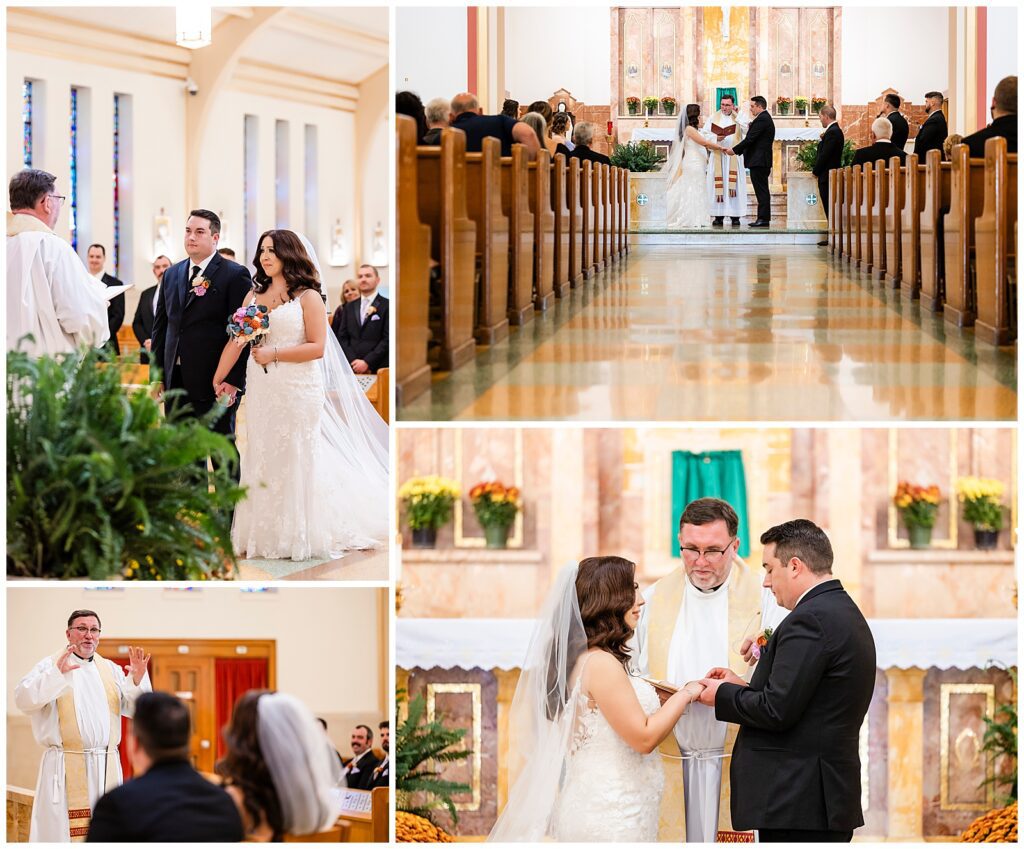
396, 425, 1017, 840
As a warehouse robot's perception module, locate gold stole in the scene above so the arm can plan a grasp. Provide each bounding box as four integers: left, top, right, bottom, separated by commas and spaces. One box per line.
53, 653, 121, 842
712, 112, 744, 196
647, 567, 760, 842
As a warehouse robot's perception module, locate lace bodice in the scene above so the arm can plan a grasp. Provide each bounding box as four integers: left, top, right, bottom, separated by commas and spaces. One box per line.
261, 296, 308, 347
682, 133, 709, 163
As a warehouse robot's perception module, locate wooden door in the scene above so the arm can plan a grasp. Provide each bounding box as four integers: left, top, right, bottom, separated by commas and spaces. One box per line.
153, 656, 217, 772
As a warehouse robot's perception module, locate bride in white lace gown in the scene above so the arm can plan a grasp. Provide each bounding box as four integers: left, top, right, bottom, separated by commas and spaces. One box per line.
489, 557, 705, 842
213, 230, 388, 561
664, 104, 730, 229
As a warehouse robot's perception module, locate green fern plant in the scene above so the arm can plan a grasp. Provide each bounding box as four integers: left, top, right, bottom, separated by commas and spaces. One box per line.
609, 140, 665, 173
794, 138, 858, 172
981, 667, 1018, 804
396, 688, 472, 825
7, 344, 244, 579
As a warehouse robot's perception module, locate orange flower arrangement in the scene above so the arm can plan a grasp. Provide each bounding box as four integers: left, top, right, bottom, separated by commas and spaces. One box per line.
469, 481, 521, 528
893, 481, 941, 528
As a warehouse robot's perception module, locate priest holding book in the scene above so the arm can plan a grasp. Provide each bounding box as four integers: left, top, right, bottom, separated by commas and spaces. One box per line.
703, 94, 750, 226
634, 498, 787, 843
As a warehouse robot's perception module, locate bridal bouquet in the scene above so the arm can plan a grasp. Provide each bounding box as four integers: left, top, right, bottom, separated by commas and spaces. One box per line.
227, 304, 271, 372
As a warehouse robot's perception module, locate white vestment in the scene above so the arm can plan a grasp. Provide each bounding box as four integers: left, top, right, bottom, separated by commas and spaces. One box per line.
14, 654, 151, 842
7, 212, 110, 356
635, 572, 787, 843
703, 112, 751, 218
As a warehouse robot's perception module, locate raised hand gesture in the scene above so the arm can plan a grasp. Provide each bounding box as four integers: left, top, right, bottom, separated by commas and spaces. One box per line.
128, 646, 151, 685
56, 645, 81, 675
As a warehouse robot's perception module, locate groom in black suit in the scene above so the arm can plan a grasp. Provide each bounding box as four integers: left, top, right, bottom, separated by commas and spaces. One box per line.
151, 210, 252, 461
728, 96, 776, 227
334, 264, 389, 374
698, 519, 876, 842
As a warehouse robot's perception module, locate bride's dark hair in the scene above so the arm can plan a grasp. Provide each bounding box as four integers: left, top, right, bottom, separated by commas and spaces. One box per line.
685, 103, 701, 129
575, 556, 637, 666
216, 689, 285, 840
252, 229, 326, 303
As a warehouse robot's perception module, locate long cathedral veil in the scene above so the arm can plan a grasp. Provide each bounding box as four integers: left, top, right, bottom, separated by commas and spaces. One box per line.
257, 692, 344, 835
658, 110, 689, 184
487, 563, 589, 842
289, 231, 389, 543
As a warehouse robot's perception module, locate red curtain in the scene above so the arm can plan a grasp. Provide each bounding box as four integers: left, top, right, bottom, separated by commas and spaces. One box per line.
214, 658, 270, 759
108, 657, 134, 779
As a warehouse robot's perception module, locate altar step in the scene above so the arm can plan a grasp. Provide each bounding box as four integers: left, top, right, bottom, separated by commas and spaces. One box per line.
630, 223, 824, 245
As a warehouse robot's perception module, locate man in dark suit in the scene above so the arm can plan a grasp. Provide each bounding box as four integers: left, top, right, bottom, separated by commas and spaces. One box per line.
962, 75, 1017, 157
914, 91, 948, 158
728, 95, 776, 227
132, 255, 171, 365
87, 692, 244, 842
449, 92, 539, 160
881, 93, 909, 151
151, 209, 251, 456
812, 105, 845, 246
852, 118, 907, 167
334, 264, 388, 374
86, 243, 126, 356
370, 720, 390, 790
343, 724, 382, 790
699, 519, 876, 843
568, 122, 612, 166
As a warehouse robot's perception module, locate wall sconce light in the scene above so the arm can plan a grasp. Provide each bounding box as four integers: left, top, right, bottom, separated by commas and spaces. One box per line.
329, 218, 350, 267
370, 221, 388, 267
153, 208, 173, 261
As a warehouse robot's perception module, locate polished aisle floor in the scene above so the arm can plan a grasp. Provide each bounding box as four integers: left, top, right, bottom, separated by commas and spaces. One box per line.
399, 245, 1017, 421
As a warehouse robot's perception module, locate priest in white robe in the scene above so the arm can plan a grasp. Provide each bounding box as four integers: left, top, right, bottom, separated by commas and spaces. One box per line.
15, 609, 151, 842
7, 168, 111, 357
634, 498, 787, 843
703, 95, 750, 225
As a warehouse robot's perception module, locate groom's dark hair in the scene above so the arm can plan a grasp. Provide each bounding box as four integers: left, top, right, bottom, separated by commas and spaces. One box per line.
133, 692, 191, 762
187, 208, 221, 235
760, 519, 833, 575
750, 96, 767, 110
679, 498, 738, 537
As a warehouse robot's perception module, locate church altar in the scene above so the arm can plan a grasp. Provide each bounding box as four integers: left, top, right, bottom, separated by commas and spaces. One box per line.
397, 618, 1017, 840
630, 127, 822, 143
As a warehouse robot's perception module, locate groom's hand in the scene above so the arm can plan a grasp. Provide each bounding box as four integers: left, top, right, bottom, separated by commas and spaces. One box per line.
696, 678, 721, 706
740, 637, 756, 665
705, 667, 747, 687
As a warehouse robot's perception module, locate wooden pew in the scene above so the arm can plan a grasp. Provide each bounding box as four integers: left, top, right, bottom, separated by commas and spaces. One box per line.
828, 169, 840, 255
843, 167, 855, 261
579, 160, 594, 279
974, 136, 1018, 344
900, 153, 926, 299
395, 114, 432, 405
943, 143, 987, 328
849, 165, 863, 267
337, 787, 389, 843
591, 162, 605, 272
622, 167, 630, 255
859, 161, 875, 272
604, 165, 615, 263
527, 149, 555, 311
550, 152, 571, 297
920, 149, 951, 312
870, 159, 888, 280
417, 128, 477, 370
565, 157, 585, 287
501, 144, 535, 325
464, 137, 511, 344
884, 157, 904, 289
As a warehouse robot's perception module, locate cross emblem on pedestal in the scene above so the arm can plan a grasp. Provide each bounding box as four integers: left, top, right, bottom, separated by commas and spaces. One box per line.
636, 194, 649, 206
805, 193, 818, 206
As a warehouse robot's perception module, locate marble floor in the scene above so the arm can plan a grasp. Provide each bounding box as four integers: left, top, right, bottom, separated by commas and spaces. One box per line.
399, 245, 1017, 421
237, 548, 388, 581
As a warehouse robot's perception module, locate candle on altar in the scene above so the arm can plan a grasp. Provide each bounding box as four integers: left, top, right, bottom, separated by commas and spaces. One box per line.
607, 121, 614, 136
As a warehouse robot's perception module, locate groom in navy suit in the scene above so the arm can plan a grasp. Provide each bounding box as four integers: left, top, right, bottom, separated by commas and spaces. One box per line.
151, 210, 252, 464
727, 96, 776, 227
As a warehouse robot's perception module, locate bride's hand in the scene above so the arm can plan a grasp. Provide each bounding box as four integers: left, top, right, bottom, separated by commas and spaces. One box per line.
251, 345, 275, 366
682, 681, 706, 700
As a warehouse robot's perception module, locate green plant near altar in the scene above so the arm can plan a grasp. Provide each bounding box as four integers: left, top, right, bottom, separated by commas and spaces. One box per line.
793, 139, 858, 172
981, 666, 1017, 804
398, 475, 461, 531
610, 140, 665, 172
396, 688, 472, 824
893, 480, 941, 528
956, 477, 1006, 531
7, 346, 243, 580
660, 96, 677, 115
794, 96, 808, 113
643, 96, 659, 114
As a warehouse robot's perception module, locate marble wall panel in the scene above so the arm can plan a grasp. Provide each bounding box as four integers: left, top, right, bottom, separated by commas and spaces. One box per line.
859, 668, 891, 838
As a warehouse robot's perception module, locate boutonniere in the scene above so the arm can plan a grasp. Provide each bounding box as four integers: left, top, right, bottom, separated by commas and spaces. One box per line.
365, 305, 377, 317
190, 276, 211, 297
751, 627, 774, 660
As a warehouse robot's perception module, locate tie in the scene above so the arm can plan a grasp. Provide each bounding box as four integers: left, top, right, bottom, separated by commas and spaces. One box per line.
361, 299, 369, 325
189, 265, 201, 285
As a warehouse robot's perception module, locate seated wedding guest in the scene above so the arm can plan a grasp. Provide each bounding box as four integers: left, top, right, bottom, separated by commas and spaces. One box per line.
528, 99, 553, 123
449, 92, 539, 159
501, 98, 520, 118
521, 112, 549, 152
881, 92, 909, 150
330, 279, 360, 332
334, 264, 388, 375
548, 112, 574, 156
422, 97, 450, 145
86, 243, 126, 356
132, 254, 171, 365
396, 90, 429, 143
317, 717, 345, 769
943, 133, 964, 160
217, 247, 236, 260
962, 75, 1017, 156
87, 692, 244, 842
569, 122, 611, 166
218, 690, 342, 841
370, 720, 390, 789
852, 117, 907, 166
913, 91, 948, 158
343, 724, 382, 790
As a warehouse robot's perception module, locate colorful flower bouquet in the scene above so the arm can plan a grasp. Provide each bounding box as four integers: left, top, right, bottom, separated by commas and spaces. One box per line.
776, 96, 793, 115
660, 96, 678, 116
469, 481, 521, 548
227, 304, 271, 372
191, 275, 211, 297
398, 475, 461, 546
894, 480, 941, 548
751, 627, 774, 661
811, 96, 827, 113
956, 476, 1006, 548
626, 96, 641, 116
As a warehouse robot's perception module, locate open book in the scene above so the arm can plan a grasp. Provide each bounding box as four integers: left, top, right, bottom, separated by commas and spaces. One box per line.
641, 677, 679, 697
711, 122, 736, 137
101, 282, 134, 303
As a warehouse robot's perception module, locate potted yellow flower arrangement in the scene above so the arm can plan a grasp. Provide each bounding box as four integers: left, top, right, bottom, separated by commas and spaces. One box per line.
469, 481, 521, 549
398, 476, 461, 548
956, 477, 1006, 550
893, 481, 942, 549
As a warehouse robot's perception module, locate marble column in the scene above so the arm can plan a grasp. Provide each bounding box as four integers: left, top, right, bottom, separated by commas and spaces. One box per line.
947, 7, 980, 137
549, 429, 586, 580
494, 668, 521, 815
886, 667, 927, 840
827, 429, 864, 605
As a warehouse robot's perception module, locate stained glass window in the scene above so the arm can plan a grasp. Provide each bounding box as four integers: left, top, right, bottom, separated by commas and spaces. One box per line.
113, 94, 121, 276
22, 80, 33, 168
70, 87, 79, 252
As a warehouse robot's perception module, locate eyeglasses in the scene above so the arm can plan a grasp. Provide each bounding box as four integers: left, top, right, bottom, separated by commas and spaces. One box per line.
680, 538, 736, 564
48, 194, 67, 204
70, 626, 101, 636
